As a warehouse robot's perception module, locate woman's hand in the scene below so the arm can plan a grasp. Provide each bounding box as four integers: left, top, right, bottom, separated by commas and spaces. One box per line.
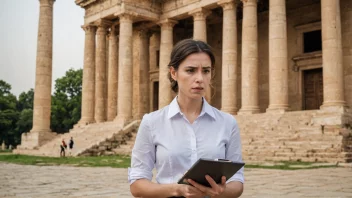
177, 184, 207, 198
187, 175, 226, 197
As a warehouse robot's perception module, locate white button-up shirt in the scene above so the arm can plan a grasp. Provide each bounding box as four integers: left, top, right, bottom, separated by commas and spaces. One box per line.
128, 97, 244, 185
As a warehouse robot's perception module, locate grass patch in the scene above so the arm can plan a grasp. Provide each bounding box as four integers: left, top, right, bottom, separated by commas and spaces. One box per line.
245, 161, 338, 170
0, 149, 12, 153
0, 154, 131, 168
0, 154, 339, 170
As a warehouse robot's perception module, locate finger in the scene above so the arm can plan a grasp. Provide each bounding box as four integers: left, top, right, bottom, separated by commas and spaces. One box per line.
221, 176, 226, 185
187, 179, 208, 193
205, 175, 219, 189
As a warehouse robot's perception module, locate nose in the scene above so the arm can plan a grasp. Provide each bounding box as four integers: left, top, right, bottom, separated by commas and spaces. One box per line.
195, 69, 204, 83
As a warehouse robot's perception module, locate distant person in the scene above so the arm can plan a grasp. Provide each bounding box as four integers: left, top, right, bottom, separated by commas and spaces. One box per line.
68, 137, 74, 156
60, 139, 67, 157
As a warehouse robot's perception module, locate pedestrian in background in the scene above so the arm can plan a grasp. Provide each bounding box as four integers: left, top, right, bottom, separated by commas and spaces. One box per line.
60, 139, 67, 157
68, 137, 74, 156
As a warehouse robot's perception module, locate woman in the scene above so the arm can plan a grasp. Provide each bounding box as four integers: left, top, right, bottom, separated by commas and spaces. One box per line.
128, 39, 244, 198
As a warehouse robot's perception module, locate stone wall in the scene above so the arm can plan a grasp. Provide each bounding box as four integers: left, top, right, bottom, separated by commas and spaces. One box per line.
341, 0, 352, 108
149, 33, 160, 111
133, 30, 140, 119
287, 3, 322, 111
85, 0, 121, 17
257, 11, 270, 112
207, 22, 223, 109
236, 111, 352, 163
163, 0, 200, 13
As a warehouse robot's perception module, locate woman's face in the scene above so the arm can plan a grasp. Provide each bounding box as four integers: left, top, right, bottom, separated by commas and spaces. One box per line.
170, 52, 212, 100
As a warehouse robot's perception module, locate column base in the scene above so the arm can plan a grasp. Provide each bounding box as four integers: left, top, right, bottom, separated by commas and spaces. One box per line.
15, 131, 56, 150
94, 118, 106, 123
221, 107, 238, 115
78, 118, 95, 125
74, 119, 95, 129
238, 106, 260, 115
133, 113, 147, 120
266, 105, 289, 114
114, 115, 132, 127
320, 102, 348, 113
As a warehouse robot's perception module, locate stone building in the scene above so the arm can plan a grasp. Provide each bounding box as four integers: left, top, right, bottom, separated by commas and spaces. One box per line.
15, 0, 352, 163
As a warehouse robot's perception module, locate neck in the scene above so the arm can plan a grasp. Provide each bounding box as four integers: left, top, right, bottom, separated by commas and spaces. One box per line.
177, 95, 203, 117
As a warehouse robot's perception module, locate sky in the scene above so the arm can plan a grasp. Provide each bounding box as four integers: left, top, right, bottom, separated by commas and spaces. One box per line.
0, 0, 85, 97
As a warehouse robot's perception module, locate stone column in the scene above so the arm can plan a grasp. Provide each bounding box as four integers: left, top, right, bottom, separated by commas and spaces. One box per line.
16, 0, 57, 150
107, 25, 119, 121
138, 29, 150, 118
116, 14, 134, 125
321, 0, 346, 110
189, 8, 211, 42
266, 0, 289, 113
94, 20, 110, 123
189, 8, 212, 103
238, 0, 260, 114
31, 0, 55, 132
158, 19, 177, 109
79, 25, 96, 124
218, 0, 238, 115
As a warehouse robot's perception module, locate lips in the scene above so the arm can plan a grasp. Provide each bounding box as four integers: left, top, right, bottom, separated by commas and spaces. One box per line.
192, 87, 204, 90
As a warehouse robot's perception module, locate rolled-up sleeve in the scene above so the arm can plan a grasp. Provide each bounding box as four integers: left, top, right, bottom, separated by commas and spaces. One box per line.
226, 118, 244, 184
128, 114, 155, 184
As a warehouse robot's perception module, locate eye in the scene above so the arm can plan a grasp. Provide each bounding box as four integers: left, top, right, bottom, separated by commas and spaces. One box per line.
186, 68, 195, 73
203, 69, 211, 74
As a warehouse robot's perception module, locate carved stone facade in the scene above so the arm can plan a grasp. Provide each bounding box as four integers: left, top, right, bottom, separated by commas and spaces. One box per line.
15, 0, 352, 162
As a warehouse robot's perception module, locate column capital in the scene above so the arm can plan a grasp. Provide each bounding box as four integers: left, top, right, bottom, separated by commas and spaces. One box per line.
241, 0, 257, 6
158, 19, 178, 28
218, 0, 237, 10
81, 25, 97, 34
95, 19, 112, 28
189, 8, 212, 20
117, 13, 135, 23
39, 0, 55, 6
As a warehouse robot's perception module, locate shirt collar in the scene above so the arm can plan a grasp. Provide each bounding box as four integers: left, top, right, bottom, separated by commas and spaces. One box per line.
167, 96, 216, 120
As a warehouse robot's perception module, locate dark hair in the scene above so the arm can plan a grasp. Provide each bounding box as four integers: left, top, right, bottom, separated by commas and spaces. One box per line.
168, 39, 216, 92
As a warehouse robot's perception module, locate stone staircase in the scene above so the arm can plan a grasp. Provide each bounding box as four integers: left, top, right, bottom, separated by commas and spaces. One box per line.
79, 120, 140, 156
14, 109, 351, 163
14, 120, 140, 157
236, 110, 352, 163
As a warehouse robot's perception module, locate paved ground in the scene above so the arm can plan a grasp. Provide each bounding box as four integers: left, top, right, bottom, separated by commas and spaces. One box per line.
1, 162, 351, 198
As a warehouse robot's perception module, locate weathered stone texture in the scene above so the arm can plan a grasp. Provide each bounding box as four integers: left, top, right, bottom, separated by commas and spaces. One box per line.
94, 24, 108, 123
132, 29, 140, 119
107, 27, 119, 121
80, 26, 96, 124
32, 0, 54, 133
17, 0, 352, 163
207, 22, 223, 110
341, 0, 352, 108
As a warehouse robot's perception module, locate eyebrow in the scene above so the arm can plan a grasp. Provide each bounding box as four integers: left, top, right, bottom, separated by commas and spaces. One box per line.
185, 66, 211, 69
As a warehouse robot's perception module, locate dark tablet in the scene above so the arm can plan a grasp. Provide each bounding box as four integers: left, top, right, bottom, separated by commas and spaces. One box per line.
177, 158, 245, 187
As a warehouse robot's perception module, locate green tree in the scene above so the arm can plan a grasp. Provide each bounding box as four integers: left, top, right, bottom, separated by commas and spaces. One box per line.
11, 89, 35, 146
51, 68, 82, 133
17, 88, 34, 111
0, 80, 19, 146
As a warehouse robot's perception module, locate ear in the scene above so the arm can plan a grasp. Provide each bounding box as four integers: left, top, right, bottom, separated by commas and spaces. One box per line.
170, 66, 177, 81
